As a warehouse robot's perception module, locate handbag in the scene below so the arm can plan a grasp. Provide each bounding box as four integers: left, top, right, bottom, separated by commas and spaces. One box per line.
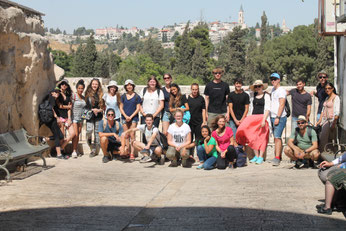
180, 105, 191, 124
81, 108, 92, 120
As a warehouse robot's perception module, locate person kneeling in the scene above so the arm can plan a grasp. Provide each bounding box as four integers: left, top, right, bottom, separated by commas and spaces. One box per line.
98, 108, 124, 163
167, 109, 192, 167
284, 115, 320, 169
196, 126, 218, 170
123, 114, 164, 164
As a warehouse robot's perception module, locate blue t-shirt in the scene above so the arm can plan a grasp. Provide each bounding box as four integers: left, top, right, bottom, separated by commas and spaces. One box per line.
162, 87, 170, 112
121, 93, 141, 120
98, 120, 123, 143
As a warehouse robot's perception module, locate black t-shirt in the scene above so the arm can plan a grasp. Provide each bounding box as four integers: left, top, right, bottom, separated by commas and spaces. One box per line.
86, 94, 103, 120
228, 91, 250, 121
316, 83, 328, 114
57, 95, 71, 119
171, 95, 187, 108
204, 81, 230, 113
162, 87, 170, 112
49, 94, 59, 116
187, 95, 205, 125
289, 89, 312, 118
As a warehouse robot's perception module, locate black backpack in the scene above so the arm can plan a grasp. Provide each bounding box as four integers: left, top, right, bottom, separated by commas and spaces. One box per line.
38, 95, 54, 124
143, 125, 168, 150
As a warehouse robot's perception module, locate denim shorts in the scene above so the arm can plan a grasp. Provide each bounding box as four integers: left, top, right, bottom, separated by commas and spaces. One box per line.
162, 111, 172, 122
271, 116, 287, 138
121, 116, 139, 125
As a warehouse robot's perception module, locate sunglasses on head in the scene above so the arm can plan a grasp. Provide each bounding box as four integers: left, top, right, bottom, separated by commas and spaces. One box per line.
213, 72, 222, 75
254, 85, 262, 89
297, 121, 306, 125
319, 76, 327, 79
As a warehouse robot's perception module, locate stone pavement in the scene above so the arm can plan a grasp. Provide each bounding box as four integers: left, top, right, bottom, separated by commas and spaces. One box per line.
0, 155, 345, 231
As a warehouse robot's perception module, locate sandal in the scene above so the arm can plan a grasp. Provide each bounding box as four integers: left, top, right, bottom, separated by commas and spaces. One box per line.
317, 207, 332, 215
130, 154, 135, 162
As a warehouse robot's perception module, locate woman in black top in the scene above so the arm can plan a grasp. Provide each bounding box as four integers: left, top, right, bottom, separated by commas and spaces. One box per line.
56, 79, 75, 156
85, 78, 104, 157
162, 73, 173, 135
169, 83, 189, 114
187, 83, 206, 144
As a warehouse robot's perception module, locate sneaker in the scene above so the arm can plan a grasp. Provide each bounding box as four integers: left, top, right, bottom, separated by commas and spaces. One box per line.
89, 150, 97, 158
255, 157, 264, 164
159, 155, 165, 165
140, 156, 152, 163
102, 156, 110, 163
169, 159, 178, 167
272, 158, 281, 166
71, 151, 78, 158
249, 156, 258, 163
317, 207, 332, 215
196, 164, 204, 170
140, 149, 150, 155
295, 160, 305, 169
57, 155, 66, 160
181, 159, 188, 167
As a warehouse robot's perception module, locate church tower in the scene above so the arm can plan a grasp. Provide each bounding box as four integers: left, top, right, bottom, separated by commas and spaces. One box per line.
238, 5, 244, 25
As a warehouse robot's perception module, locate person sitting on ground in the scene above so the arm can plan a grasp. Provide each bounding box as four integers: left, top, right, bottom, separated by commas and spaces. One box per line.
284, 115, 320, 169
196, 125, 218, 170
166, 109, 192, 167
316, 153, 346, 215
98, 108, 124, 163
122, 114, 164, 164
211, 115, 237, 170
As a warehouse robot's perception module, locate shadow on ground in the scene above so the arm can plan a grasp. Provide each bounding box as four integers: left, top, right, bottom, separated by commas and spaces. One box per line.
0, 206, 345, 230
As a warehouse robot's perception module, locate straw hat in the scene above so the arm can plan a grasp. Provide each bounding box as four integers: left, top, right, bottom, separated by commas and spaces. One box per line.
249, 80, 268, 92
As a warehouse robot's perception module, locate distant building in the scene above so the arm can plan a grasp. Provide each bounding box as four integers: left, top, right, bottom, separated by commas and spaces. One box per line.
281, 19, 291, 33
255, 28, 261, 39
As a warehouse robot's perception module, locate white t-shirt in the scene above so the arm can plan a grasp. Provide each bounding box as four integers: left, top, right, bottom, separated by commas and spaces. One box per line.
140, 88, 164, 116
103, 93, 121, 119
137, 124, 160, 146
270, 86, 287, 118
167, 123, 191, 147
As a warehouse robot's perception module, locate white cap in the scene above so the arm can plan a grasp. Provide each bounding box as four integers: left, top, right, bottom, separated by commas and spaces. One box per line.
124, 79, 135, 86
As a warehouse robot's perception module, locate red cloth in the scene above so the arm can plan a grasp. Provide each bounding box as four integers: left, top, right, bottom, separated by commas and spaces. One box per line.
236, 114, 269, 152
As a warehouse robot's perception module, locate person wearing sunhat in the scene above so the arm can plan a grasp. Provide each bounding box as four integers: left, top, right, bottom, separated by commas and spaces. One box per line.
284, 115, 320, 169
310, 70, 329, 122
236, 79, 270, 165
269, 73, 287, 166
103, 80, 121, 122
119, 79, 142, 161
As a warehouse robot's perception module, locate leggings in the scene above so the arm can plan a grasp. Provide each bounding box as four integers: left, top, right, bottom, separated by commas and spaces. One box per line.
189, 123, 202, 142
216, 145, 237, 169
46, 119, 64, 147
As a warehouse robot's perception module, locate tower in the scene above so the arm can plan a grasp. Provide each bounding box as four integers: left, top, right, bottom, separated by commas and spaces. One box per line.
238, 5, 244, 25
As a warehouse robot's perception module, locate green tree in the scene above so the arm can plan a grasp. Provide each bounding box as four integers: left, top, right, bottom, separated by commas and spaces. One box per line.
174, 22, 194, 76
140, 36, 164, 65
72, 35, 97, 76
189, 22, 213, 58
50, 50, 73, 75
191, 42, 210, 82
94, 52, 110, 78
260, 11, 268, 45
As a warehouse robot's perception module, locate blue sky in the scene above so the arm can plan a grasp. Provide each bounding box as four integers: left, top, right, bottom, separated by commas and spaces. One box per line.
14, 0, 317, 33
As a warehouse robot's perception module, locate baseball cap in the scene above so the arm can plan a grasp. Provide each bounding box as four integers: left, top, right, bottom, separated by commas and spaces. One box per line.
270, 73, 280, 79
297, 115, 307, 122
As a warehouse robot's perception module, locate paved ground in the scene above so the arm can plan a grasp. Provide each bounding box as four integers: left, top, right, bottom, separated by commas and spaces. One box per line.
0, 153, 345, 231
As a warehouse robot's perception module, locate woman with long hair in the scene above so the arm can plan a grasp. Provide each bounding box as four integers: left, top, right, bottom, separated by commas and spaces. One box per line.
119, 79, 141, 161
196, 125, 218, 170
162, 73, 173, 136
71, 79, 86, 158
139, 75, 164, 128
85, 78, 104, 157
56, 79, 75, 157
103, 80, 121, 122
169, 83, 189, 114
316, 82, 340, 154
211, 115, 237, 169
236, 80, 270, 165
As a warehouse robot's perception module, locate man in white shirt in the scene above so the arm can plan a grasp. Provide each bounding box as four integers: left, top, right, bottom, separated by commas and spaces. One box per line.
269, 73, 287, 166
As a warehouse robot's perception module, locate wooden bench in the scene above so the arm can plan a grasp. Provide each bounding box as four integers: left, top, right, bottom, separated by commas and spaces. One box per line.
0, 129, 49, 181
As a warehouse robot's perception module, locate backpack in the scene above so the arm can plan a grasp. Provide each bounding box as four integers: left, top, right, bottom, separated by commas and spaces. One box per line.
103, 119, 120, 134
293, 126, 314, 145
38, 95, 54, 124
235, 145, 247, 167
143, 125, 168, 150
142, 87, 160, 98
285, 100, 291, 118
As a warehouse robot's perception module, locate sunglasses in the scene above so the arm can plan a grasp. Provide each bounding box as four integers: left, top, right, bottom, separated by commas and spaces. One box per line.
107, 114, 114, 117
270, 78, 278, 81
164, 77, 171, 80
325, 87, 333, 90
213, 72, 222, 75
254, 85, 262, 89
297, 122, 306, 125
319, 76, 327, 79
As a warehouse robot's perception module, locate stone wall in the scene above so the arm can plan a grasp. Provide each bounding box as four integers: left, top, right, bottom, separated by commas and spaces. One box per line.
0, 6, 56, 134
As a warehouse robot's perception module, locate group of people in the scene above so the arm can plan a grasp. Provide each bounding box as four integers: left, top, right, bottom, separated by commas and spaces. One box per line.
42, 69, 340, 169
